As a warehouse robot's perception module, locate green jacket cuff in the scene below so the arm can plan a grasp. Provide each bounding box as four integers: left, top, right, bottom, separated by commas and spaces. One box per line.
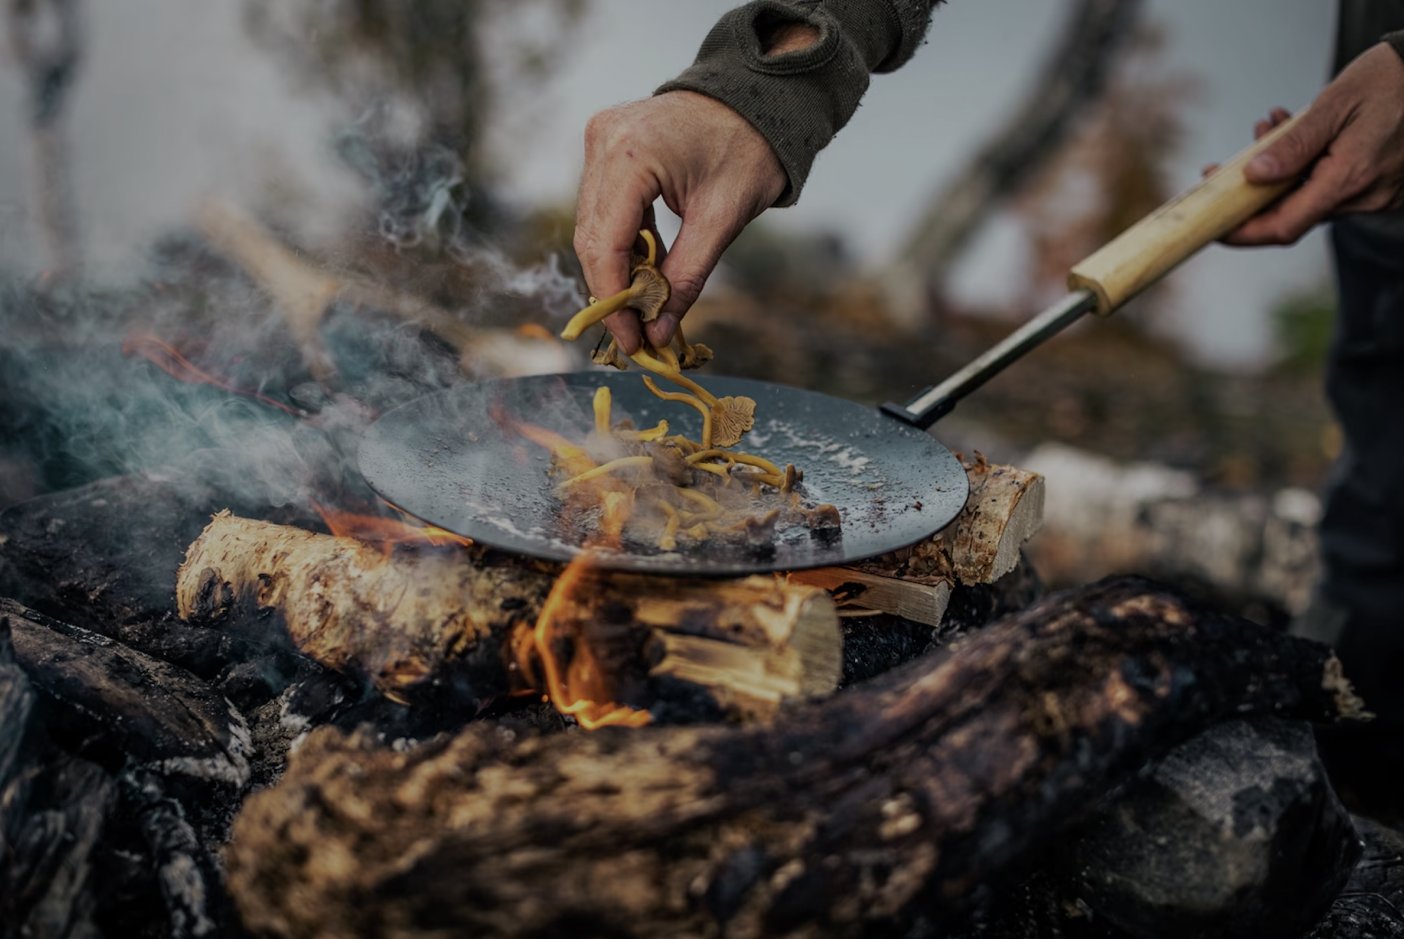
656, 0, 937, 206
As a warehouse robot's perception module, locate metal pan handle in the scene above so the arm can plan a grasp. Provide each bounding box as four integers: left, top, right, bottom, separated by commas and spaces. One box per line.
883, 110, 1306, 431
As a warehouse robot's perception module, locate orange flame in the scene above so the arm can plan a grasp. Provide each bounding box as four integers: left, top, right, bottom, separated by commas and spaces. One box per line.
313, 500, 472, 555
520, 553, 651, 730
122, 332, 305, 417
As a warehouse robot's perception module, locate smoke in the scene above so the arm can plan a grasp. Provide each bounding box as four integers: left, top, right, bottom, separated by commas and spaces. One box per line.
0, 112, 585, 519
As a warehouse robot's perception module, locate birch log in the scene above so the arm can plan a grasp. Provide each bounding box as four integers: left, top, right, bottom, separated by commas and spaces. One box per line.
176, 512, 841, 720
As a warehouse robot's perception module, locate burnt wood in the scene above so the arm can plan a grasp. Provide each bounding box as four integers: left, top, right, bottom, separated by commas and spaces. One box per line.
3, 599, 251, 790
225, 577, 1362, 939
0, 472, 321, 699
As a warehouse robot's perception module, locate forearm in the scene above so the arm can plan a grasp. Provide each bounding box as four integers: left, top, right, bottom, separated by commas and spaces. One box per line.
656, 0, 941, 205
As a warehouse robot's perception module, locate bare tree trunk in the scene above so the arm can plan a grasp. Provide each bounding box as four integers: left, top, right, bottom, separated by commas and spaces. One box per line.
7, 0, 84, 283
885, 0, 1143, 324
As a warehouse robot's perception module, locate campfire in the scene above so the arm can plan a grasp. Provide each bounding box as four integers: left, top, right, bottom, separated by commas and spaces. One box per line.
0, 200, 1392, 939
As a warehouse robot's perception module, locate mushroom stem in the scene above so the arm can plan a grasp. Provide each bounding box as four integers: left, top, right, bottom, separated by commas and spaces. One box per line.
651, 497, 680, 551
689, 461, 730, 479
677, 488, 723, 518
639, 229, 659, 267
641, 376, 713, 450
629, 348, 718, 406
687, 450, 782, 477
592, 386, 612, 437
560, 456, 654, 489
560, 287, 638, 341
616, 420, 669, 443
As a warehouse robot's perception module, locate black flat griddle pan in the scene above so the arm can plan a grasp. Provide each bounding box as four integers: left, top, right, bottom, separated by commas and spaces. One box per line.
360, 114, 1309, 574
358, 371, 969, 575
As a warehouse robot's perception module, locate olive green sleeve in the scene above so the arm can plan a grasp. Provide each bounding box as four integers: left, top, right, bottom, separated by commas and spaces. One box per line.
655, 0, 941, 206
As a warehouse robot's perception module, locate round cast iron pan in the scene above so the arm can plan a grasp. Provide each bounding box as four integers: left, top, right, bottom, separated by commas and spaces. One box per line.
358, 372, 969, 575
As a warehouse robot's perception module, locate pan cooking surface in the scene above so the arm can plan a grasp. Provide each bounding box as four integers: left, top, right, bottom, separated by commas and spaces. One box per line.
358, 372, 969, 574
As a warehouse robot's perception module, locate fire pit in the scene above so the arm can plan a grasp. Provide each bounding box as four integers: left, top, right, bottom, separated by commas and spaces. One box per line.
0, 206, 1397, 939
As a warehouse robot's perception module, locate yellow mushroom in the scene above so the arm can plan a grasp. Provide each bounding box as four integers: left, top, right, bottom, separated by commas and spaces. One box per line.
560, 455, 654, 489
640, 375, 712, 449
631, 347, 755, 448
616, 420, 669, 442
592, 386, 612, 437
671, 325, 714, 370
561, 265, 670, 341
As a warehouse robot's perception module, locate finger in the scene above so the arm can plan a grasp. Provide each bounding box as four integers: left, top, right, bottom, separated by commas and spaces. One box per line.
574, 175, 659, 355
647, 206, 740, 348
1223, 160, 1349, 246
1245, 105, 1334, 184
602, 308, 643, 354
1254, 119, 1272, 140
1201, 162, 1220, 178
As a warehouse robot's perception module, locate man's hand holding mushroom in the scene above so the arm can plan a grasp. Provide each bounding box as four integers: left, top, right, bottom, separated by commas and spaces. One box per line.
573, 90, 787, 353
572, 18, 826, 353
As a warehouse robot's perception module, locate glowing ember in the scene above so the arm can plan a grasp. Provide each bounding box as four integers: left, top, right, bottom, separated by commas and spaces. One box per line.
122, 332, 305, 417
520, 553, 652, 730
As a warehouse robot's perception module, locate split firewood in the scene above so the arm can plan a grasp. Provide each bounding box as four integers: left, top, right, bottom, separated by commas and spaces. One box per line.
176, 512, 841, 723
224, 578, 1363, 939
791, 456, 1044, 626
195, 199, 572, 379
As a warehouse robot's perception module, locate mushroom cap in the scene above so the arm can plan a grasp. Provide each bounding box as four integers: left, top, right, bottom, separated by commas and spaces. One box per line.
591, 336, 630, 370
710, 395, 756, 447
677, 340, 714, 370
627, 265, 671, 323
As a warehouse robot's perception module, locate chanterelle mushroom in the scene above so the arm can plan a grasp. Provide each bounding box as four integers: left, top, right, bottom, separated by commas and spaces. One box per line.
560, 249, 670, 342
710, 395, 756, 448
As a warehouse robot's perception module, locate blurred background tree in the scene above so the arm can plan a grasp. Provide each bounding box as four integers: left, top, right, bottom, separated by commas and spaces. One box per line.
241, 0, 587, 232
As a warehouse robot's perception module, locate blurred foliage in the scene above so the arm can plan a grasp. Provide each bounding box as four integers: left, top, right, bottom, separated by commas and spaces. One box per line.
1270, 286, 1336, 377
1017, 22, 1198, 312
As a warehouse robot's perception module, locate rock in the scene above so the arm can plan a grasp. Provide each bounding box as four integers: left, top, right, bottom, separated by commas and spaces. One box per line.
1064, 718, 1359, 939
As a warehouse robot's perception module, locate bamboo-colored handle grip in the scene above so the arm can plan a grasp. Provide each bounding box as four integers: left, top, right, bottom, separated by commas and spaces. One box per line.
1068, 111, 1304, 315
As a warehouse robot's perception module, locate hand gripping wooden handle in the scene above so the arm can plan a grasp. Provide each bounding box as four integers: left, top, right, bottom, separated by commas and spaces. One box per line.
1068, 111, 1304, 315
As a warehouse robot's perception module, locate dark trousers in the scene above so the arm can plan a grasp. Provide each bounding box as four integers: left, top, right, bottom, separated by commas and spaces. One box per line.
1319, 215, 1404, 721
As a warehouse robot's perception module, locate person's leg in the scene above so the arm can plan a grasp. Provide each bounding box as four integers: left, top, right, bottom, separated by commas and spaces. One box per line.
1306, 215, 1404, 817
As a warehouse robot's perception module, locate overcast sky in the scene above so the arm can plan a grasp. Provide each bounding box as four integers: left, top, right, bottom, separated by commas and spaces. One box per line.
0, 0, 1339, 366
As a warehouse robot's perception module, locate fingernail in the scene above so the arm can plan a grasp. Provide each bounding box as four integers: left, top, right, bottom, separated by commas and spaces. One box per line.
1248, 154, 1279, 178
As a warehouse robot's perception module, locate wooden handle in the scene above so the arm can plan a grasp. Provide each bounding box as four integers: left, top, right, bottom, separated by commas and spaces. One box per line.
1068, 111, 1303, 315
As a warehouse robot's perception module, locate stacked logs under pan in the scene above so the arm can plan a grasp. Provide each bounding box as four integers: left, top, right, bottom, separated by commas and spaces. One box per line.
1, 445, 1397, 939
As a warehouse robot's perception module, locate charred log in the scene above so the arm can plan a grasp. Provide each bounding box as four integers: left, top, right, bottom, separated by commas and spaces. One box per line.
121, 769, 235, 939
0, 473, 322, 699
0, 618, 116, 938
225, 578, 1362, 939
177, 512, 842, 721
1307, 817, 1404, 938
3, 599, 251, 791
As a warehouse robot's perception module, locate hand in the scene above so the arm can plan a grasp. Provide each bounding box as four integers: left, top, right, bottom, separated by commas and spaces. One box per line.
573, 91, 787, 353
1221, 42, 1404, 246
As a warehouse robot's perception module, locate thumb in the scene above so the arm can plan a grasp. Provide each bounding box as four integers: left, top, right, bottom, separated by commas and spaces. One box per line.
648, 212, 739, 346
1245, 109, 1333, 183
